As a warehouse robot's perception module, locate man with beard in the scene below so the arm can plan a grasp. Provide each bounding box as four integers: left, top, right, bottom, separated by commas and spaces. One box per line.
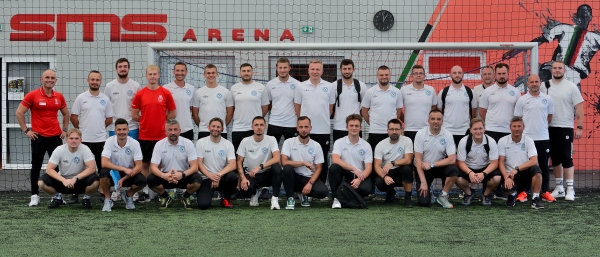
70, 70, 115, 203
231, 63, 269, 151
473, 66, 495, 118
164, 62, 195, 141
281, 116, 329, 209
437, 66, 477, 145
479, 63, 521, 142
400, 65, 437, 143
192, 64, 233, 139
540, 61, 584, 201
332, 59, 367, 142
105, 58, 141, 139
131, 65, 177, 202
266, 58, 301, 144
147, 119, 200, 209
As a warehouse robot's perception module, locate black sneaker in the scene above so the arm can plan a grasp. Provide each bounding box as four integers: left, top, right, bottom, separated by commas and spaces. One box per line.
81, 198, 92, 209
48, 197, 63, 209
531, 197, 545, 209
482, 194, 492, 206
494, 189, 508, 200
259, 188, 271, 200
384, 190, 395, 204
506, 194, 516, 207
462, 192, 476, 206
404, 196, 414, 208
67, 194, 78, 204
364, 193, 375, 201
135, 193, 150, 203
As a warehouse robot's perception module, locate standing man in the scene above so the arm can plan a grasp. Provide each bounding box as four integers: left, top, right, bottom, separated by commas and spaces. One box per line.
498, 117, 544, 209
38, 129, 99, 209
70, 70, 114, 204
237, 116, 282, 209
400, 65, 437, 143
147, 119, 200, 209
373, 119, 414, 207
455, 118, 501, 206
231, 63, 269, 150
196, 118, 239, 209
131, 65, 177, 202
266, 58, 300, 144
281, 116, 329, 209
99, 118, 146, 212
414, 110, 459, 208
164, 62, 195, 141
514, 74, 555, 202
328, 114, 373, 209
541, 61, 585, 201
105, 58, 141, 139
331, 59, 368, 142
16, 69, 69, 207
192, 64, 233, 139
294, 59, 336, 184
479, 63, 521, 142
473, 66, 495, 118
437, 66, 477, 145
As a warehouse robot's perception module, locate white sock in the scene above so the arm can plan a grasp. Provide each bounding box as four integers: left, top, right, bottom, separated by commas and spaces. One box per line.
272, 196, 278, 200
532, 193, 539, 199
566, 179, 574, 188
555, 178, 564, 189
441, 191, 448, 197
143, 186, 149, 194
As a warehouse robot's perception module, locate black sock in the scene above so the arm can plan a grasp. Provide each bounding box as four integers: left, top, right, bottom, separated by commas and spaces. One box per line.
405, 191, 412, 199
161, 192, 169, 198
183, 191, 191, 198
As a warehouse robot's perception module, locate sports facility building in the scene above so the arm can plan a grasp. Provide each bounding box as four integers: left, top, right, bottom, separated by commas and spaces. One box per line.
0, 0, 599, 190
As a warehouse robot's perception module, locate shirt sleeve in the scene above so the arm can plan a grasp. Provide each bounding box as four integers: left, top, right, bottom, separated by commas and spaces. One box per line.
71, 95, 83, 115
131, 90, 141, 109
436, 90, 443, 109
497, 137, 506, 156
413, 131, 424, 154
186, 140, 197, 162
225, 90, 234, 107
101, 140, 112, 158
571, 84, 584, 106
445, 133, 456, 155
191, 89, 200, 108
547, 96, 555, 115
105, 97, 115, 118
196, 140, 205, 158
526, 137, 538, 158
328, 83, 336, 105
165, 90, 177, 111
313, 143, 324, 165
48, 146, 62, 165
82, 146, 95, 162
236, 138, 247, 157
20, 91, 35, 108
281, 139, 291, 157
479, 89, 490, 109
331, 139, 343, 156
226, 141, 236, 160
361, 89, 372, 108
59, 94, 67, 109
488, 138, 499, 161
261, 85, 270, 105
270, 137, 279, 152
359, 82, 368, 100
266, 82, 273, 101
513, 97, 524, 117
395, 89, 403, 109
456, 137, 467, 161
430, 87, 438, 105
150, 142, 163, 165
364, 145, 373, 164
404, 138, 414, 154
374, 143, 383, 160
294, 85, 302, 104
132, 140, 143, 161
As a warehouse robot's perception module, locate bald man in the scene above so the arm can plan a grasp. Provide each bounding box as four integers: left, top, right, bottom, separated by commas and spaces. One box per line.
437, 66, 477, 145
514, 74, 555, 202
16, 70, 70, 207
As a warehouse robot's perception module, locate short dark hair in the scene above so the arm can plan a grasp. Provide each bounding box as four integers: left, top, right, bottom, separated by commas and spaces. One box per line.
481, 65, 494, 72
205, 64, 218, 73
114, 118, 128, 127
345, 114, 362, 124
510, 116, 523, 124
209, 117, 224, 127
88, 70, 101, 78
252, 116, 265, 124
412, 65, 425, 72
470, 117, 485, 128
378, 65, 390, 71
429, 109, 443, 116
387, 118, 402, 128
240, 63, 253, 70
297, 116, 311, 125
277, 57, 290, 65
495, 63, 510, 72
174, 62, 187, 70
340, 59, 355, 68
115, 58, 130, 69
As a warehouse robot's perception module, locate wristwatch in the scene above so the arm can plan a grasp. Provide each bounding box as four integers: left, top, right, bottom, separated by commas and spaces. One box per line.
75, 175, 80, 181
391, 161, 395, 166
180, 171, 186, 180
260, 164, 265, 170
515, 166, 520, 172
23, 128, 31, 135
577, 125, 583, 130
430, 162, 434, 169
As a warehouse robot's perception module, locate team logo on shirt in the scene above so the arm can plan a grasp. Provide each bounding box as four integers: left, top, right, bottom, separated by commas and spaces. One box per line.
216, 93, 223, 99
251, 90, 258, 96
509, 90, 516, 96
425, 90, 432, 96
464, 92, 469, 98
520, 144, 526, 152
290, 84, 296, 90
55, 99, 59, 105
542, 99, 548, 105
390, 91, 397, 98
179, 146, 186, 153
397, 147, 404, 154
125, 147, 132, 155
186, 89, 192, 96
307, 147, 315, 155
73, 156, 81, 164
158, 95, 164, 102
352, 88, 357, 93
127, 90, 134, 97
261, 147, 269, 154
439, 138, 446, 146
322, 87, 329, 93
99, 100, 107, 106
358, 149, 366, 156
218, 150, 226, 157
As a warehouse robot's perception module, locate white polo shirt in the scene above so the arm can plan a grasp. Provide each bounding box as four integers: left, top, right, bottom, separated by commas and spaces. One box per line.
479, 84, 520, 133
231, 82, 270, 132
457, 135, 499, 170
164, 82, 195, 133
332, 79, 368, 131
514, 92, 555, 141
266, 76, 301, 128
151, 137, 197, 173
196, 136, 236, 179
540, 79, 584, 128
413, 127, 456, 164
192, 85, 234, 133
473, 84, 488, 118
101, 135, 143, 169
105, 78, 141, 131
400, 84, 437, 132
362, 85, 403, 134
48, 144, 95, 179
281, 137, 324, 177
374, 136, 414, 168
71, 90, 114, 143
237, 135, 279, 174
437, 85, 477, 135
332, 136, 373, 171
294, 79, 336, 134
498, 135, 537, 172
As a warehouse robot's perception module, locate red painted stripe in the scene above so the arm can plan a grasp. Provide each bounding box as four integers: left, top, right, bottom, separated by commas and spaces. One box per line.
569, 30, 587, 67
428, 57, 481, 74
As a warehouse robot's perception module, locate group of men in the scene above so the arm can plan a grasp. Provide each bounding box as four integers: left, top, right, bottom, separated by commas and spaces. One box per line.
17, 56, 584, 211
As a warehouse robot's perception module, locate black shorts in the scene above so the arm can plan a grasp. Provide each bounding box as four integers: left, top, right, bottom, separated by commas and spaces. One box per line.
98, 168, 147, 188
485, 131, 510, 143
180, 130, 194, 142
403, 131, 418, 145
548, 127, 574, 168
40, 173, 99, 194
139, 140, 159, 162
146, 172, 202, 189
267, 124, 297, 144
459, 166, 501, 186
415, 164, 460, 186
501, 166, 542, 192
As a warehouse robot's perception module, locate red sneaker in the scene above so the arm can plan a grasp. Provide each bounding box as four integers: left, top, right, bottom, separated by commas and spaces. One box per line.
220, 198, 234, 208
541, 191, 557, 202
516, 191, 528, 202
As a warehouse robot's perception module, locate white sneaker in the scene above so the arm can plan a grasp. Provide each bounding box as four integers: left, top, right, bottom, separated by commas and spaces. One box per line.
122, 191, 136, 210
29, 194, 40, 207
270, 197, 280, 210
551, 187, 565, 198
111, 191, 120, 202
332, 198, 341, 209
249, 189, 260, 206
102, 199, 114, 212
565, 187, 575, 201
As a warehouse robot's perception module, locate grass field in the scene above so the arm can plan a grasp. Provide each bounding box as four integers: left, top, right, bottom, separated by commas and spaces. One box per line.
1, 190, 599, 257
